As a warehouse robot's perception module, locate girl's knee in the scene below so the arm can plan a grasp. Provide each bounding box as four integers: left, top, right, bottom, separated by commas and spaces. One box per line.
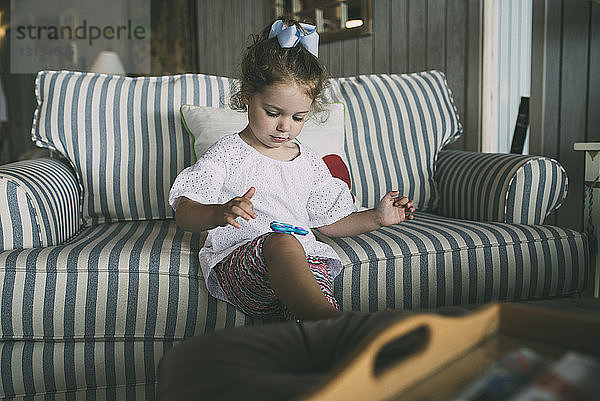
262, 233, 306, 265
263, 232, 302, 253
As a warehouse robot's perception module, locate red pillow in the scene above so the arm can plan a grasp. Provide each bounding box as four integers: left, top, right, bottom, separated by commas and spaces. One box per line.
322, 154, 355, 202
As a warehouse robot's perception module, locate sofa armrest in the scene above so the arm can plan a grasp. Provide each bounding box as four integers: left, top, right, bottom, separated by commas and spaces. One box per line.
0, 158, 81, 251
435, 150, 568, 224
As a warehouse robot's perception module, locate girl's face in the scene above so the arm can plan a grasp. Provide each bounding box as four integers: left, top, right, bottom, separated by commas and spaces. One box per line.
241, 82, 313, 152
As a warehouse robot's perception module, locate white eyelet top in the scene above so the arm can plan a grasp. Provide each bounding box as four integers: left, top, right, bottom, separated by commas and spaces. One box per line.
169, 133, 357, 302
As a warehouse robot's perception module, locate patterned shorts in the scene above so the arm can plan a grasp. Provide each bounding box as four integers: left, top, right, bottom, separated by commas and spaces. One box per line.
213, 233, 339, 320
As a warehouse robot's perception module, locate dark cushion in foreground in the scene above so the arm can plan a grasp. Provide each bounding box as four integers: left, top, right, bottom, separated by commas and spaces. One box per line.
156, 311, 424, 401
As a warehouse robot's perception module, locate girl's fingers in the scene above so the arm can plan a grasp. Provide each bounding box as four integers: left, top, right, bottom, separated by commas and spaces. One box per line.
229, 198, 256, 219
242, 204, 256, 219
238, 198, 256, 218
384, 191, 399, 201
392, 196, 409, 205
394, 199, 411, 208
243, 186, 255, 199
231, 205, 253, 221
225, 215, 242, 229
385, 193, 416, 222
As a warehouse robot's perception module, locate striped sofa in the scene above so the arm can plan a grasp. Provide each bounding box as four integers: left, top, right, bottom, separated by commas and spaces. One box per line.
0, 70, 589, 400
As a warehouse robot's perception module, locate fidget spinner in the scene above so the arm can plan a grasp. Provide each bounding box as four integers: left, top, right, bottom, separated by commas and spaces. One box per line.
270, 221, 309, 236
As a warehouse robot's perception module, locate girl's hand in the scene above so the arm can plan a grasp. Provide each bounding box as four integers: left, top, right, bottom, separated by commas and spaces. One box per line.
216, 187, 257, 228
375, 191, 415, 227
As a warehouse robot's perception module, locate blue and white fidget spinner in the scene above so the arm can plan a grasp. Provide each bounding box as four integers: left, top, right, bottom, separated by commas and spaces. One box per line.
270, 221, 309, 236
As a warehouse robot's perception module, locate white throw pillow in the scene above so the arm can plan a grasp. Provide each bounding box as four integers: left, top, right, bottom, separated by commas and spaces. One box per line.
180, 102, 348, 166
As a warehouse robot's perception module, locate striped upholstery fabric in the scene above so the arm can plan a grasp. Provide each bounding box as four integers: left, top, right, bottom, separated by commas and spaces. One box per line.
0, 158, 80, 251
0, 217, 587, 399
0, 341, 166, 400
325, 71, 463, 211
30, 70, 461, 223
0, 220, 253, 400
31, 71, 233, 225
436, 150, 568, 224
323, 212, 587, 311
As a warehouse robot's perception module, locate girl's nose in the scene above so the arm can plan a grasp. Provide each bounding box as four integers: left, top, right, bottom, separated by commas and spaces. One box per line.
277, 118, 291, 132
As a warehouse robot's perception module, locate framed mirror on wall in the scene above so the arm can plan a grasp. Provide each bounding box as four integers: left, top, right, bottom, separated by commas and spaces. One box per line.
273, 0, 372, 43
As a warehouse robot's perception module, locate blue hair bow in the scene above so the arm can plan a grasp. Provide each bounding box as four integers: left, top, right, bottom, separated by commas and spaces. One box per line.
268, 20, 319, 58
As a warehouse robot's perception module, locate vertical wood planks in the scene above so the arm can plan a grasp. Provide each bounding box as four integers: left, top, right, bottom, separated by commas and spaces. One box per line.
408, 0, 427, 72
588, 4, 600, 144
446, 0, 467, 135
373, 0, 390, 73
531, 0, 599, 230
196, 0, 475, 151
328, 41, 344, 77
556, 0, 589, 230
342, 38, 358, 76
427, 0, 446, 72
390, 0, 409, 73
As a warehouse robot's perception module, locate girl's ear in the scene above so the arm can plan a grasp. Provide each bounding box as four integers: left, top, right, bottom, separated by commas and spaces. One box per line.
241, 92, 250, 105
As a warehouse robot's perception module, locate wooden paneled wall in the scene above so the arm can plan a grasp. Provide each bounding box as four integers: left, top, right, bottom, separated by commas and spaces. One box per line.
1, 0, 481, 161
196, 0, 271, 78
196, 0, 482, 152
531, 0, 600, 230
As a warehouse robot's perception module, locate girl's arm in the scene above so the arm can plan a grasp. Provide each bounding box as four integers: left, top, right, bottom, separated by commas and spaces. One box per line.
317, 191, 415, 238
316, 209, 382, 237
175, 187, 256, 233
175, 197, 223, 233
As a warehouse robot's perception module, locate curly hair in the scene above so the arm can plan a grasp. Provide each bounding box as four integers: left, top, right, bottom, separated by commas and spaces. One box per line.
230, 17, 329, 116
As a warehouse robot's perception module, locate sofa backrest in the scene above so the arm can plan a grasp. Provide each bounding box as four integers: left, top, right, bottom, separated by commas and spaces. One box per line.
32, 70, 233, 225
324, 71, 462, 211
32, 70, 462, 225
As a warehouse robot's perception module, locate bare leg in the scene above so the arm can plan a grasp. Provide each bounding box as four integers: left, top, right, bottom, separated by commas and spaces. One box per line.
262, 233, 342, 321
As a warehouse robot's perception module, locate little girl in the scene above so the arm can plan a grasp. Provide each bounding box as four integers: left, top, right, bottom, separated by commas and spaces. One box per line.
169, 18, 415, 321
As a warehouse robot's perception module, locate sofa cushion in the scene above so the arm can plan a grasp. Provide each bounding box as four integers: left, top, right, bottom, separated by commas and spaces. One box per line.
0, 218, 586, 342
317, 212, 588, 311
31, 71, 233, 224
0, 220, 250, 343
325, 71, 462, 211
157, 311, 413, 401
